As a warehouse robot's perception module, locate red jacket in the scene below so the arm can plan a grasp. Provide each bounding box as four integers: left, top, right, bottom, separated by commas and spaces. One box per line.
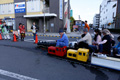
19, 25, 25, 33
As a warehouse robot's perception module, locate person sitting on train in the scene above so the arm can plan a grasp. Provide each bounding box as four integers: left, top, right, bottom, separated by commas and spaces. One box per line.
75, 28, 92, 49
77, 28, 92, 45
89, 29, 102, 52
96, 29, 112, 54
113, 36, 120, 57
56, 29, 69, 47
104, 29, 115, 46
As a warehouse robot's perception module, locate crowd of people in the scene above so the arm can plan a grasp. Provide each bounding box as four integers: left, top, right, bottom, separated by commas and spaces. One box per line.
0, 21, 120, 57
0, 22, 39, 43
57, 22, 120, 57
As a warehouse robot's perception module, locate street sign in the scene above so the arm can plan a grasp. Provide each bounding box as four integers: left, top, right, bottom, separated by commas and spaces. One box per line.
15, 2, 26, 13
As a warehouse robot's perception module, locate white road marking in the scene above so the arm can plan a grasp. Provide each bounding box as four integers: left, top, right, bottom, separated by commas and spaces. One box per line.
0, 69, 39, 80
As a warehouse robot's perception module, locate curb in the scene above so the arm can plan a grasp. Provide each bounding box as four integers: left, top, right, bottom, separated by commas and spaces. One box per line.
25, 34, 80, 39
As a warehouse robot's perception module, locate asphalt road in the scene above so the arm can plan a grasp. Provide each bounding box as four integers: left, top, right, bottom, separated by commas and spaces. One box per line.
0, 35, 119, 80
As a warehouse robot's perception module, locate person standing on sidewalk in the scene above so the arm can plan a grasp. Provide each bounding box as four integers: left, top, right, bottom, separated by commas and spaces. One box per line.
2, 22, 11, 40
31, 22, 39, 42
84, 21, 90, 31
19, 23, 25, 41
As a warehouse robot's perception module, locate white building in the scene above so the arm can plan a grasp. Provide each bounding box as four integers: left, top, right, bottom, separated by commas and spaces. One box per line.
99, 0, 117, 29
93, 14, 100, 28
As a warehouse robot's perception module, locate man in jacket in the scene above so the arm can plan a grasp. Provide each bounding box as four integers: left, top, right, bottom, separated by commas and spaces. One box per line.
56, 30, 69, 47
74, 28, 92, 49
31, 22, 39, 42
84, 21, 90, 31
77, 28, 92, 45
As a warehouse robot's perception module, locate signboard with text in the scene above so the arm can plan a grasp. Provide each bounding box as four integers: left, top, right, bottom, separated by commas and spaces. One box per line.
15, 2, 26, 13
59, 0, 63, 19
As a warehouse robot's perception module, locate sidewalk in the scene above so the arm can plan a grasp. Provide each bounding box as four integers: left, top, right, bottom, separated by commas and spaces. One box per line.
25, 32, 82, 39
25, 31, 120, 39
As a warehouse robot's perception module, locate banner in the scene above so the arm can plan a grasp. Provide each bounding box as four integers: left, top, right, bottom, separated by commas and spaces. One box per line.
15, 2, 26, 13
59, 0, 63, 19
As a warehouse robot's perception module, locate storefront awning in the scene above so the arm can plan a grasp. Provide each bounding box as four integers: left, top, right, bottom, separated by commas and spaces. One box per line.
24, 13, 57, 18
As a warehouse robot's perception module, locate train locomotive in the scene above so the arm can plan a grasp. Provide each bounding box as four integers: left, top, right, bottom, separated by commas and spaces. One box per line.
37, 40, 120, 71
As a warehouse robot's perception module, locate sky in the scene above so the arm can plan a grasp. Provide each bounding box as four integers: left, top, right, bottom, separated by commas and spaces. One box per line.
65, 0, 103, 24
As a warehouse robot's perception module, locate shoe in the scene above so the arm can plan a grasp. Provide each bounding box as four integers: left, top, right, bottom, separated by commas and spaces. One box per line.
116, 54, 120, 57
97, 54, 107, 58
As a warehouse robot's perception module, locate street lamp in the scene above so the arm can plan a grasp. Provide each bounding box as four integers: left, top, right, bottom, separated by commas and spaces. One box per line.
43, 0, 46, 34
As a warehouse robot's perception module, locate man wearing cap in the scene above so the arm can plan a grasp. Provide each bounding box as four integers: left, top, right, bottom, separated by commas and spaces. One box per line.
56, 30, 69, 47
77, 28, 92, 45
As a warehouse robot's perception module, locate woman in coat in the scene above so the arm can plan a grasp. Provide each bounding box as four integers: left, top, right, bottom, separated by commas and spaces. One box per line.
19, 23, 25, 41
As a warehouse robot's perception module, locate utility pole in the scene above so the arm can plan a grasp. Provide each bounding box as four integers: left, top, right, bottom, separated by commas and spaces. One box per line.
66, 0, 71, 33
43, 0, 46, 34
79, 15, 81, 20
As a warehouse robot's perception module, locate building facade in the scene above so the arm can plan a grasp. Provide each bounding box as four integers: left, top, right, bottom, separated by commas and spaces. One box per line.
93, 14, 100, 28
0, 0, 67, 32
116, 0, 120, 29
99, 0, 117, 29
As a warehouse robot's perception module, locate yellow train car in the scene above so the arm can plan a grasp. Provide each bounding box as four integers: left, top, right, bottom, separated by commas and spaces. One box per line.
77, 48, 89, 62
67, 48, 89, 62
67, 49, 77, 59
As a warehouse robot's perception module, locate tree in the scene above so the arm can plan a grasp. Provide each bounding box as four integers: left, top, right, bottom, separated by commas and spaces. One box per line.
70, 17, 75, 31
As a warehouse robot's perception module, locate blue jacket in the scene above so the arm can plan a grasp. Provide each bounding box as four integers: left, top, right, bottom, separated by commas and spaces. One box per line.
114, 42, 120, 49
114, 42, 120, 54
57, 34, 69, 46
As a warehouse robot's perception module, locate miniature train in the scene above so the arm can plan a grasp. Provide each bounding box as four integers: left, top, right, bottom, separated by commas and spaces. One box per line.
37, 40, 120, 71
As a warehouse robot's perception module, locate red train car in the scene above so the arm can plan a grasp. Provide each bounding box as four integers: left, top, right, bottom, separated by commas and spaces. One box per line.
48, 46, 67, 57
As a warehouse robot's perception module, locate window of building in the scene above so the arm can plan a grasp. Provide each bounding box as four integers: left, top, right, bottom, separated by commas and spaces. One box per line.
113, 4, 116, 8
27, 0, 41, 12
0, 3, 14, 15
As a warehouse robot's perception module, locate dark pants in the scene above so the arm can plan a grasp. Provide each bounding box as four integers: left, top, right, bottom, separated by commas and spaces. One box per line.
21, 33, 25, 41
89, 45, 97, 53
89, 44, 108, 53
74, 42, 89, 50
98, 44, 103, 53
33, 32, 37, 40
56, 41, 66, 47
113, 48, 117, 56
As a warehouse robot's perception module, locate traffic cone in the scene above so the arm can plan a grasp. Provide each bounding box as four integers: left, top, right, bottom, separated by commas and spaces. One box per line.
13, 34, 17, 42
0, 33, 2, 40
35, 34, 38, 44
